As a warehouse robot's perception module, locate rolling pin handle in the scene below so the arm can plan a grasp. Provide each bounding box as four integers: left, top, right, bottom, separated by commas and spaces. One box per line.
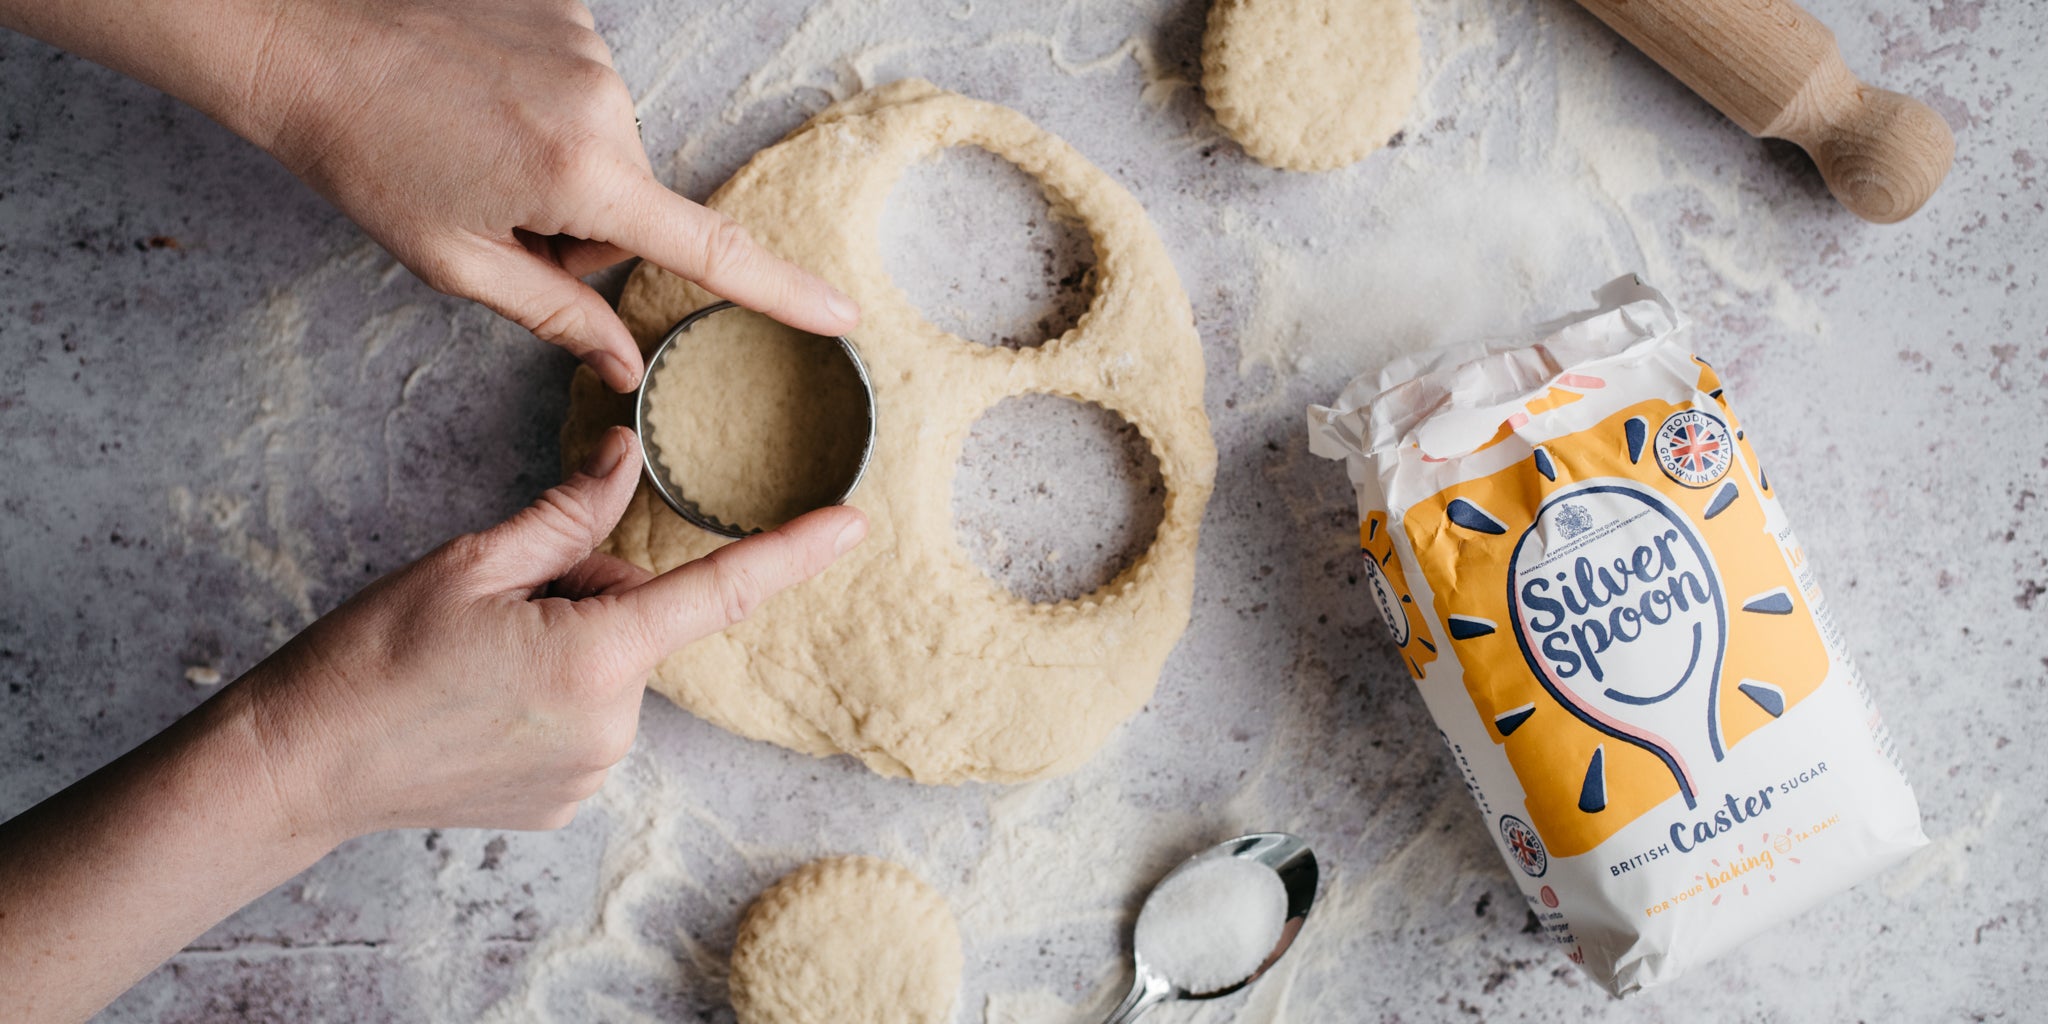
1573, 0, 1954, 223
1771, 51, 1956, 225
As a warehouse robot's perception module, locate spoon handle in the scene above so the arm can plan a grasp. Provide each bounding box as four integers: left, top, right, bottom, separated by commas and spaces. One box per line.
1100, 971, 1172, 1024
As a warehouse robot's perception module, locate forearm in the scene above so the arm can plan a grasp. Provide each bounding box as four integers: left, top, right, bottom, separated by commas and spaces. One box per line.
0, 0, 324, 151
0, 678, 340, 1023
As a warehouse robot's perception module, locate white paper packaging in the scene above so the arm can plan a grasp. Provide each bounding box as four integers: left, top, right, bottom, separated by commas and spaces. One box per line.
1307, 275, 1926, 995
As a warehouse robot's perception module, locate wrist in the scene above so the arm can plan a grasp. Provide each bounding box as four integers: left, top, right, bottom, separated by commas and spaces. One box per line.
231, 0, 364, 174
210, 663, 364, 853
0, 0, 355, 168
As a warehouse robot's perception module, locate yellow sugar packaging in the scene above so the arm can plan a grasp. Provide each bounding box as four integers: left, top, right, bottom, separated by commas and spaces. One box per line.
1307, 276, 1926, 994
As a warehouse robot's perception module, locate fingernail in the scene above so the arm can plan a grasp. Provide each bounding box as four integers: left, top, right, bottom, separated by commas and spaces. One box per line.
823, 287, 860, 329
582, 429, 626, 477
832, 516, 867, 556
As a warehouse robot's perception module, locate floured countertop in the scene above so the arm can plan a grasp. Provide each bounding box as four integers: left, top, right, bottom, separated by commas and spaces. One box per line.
1, 0, 2042, 1020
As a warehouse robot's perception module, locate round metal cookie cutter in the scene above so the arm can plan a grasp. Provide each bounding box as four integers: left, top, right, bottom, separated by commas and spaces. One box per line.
632, 301, 878, 538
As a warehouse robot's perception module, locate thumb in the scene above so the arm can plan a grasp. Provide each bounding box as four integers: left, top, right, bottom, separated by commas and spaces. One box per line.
467, 426, 642, 594
612, 504, 867, 655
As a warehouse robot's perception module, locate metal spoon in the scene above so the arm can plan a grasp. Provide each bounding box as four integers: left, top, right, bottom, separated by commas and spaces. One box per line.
1101, 832, 1319, 1023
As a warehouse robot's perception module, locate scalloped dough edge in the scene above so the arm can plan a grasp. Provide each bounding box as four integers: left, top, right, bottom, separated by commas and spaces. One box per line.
730, 856, 962, 1024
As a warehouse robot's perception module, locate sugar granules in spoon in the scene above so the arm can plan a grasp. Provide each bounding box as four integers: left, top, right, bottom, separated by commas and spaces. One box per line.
1133, 855, 1288, 994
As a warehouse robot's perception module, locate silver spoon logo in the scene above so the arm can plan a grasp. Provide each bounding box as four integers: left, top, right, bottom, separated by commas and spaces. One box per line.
1507, 480, 1728, 810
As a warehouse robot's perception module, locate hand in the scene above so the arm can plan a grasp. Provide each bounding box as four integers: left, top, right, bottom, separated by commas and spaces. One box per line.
247, 0, 861, 391
0, 428, 864, 1020
241, 425, 867, 837
3, 0, 860, 390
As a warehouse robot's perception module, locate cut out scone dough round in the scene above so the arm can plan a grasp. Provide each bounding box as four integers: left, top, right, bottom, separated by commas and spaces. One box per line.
730, 856, 961, 1024
561, 81, 1217, 783
1203, 0, 1421, 171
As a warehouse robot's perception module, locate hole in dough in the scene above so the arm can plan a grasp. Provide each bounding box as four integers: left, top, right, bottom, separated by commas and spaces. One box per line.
880, 145, 1096, 349
952, 394, 1164, 604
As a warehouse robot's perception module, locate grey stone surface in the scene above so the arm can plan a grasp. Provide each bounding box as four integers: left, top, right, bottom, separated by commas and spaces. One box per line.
1, 0, 2041, 1020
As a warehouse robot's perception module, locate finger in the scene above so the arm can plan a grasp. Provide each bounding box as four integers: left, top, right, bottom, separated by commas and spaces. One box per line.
516, 229, 633, 280
551, 551, 654, 599
469, 426, 641, 593
555, 237, 634, 278
600, 175, 862, 337
563, 769, 610, 802
520, 804, 579, 832
614, 504, 867, 654
462, 245, 644, 392
558, 0, 598, 32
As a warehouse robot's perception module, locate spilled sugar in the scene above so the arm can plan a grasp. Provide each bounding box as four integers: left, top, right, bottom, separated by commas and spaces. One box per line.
1884, 791, 2003, 896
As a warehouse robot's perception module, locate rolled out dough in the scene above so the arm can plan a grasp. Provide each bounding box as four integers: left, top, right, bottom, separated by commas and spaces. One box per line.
729, 856, 961, 1024
1202, 0, 1421, 171
561, 81, 1216, 783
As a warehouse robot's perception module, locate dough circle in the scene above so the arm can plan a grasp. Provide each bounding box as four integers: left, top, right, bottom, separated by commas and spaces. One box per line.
642, 307, 869, 531
561, 81, 1217, 784
1201, 0, 1421, 171
729, 856, 962, 1024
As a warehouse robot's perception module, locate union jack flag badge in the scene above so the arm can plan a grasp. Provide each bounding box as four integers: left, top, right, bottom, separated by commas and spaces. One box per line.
1500, 815, 1548, 877
1653, 409, 1733, 488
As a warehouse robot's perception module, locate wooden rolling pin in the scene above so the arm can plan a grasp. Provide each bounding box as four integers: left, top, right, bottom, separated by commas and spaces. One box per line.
1575, 0, 1954, 223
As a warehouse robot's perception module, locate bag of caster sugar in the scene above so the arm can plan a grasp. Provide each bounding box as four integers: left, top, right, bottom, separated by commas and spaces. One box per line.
1305, 275, 1926, 995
